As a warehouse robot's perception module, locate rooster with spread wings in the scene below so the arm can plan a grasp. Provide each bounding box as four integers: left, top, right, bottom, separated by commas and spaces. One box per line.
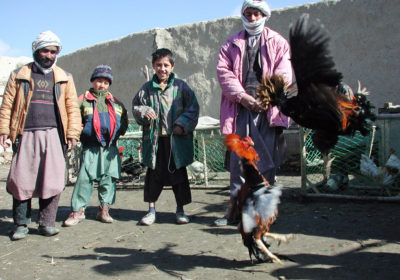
257, 14, 375, 156
256, 14, 375, 182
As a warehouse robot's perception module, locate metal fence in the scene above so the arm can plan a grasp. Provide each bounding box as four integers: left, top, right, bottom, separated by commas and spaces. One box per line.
117, 122, 226, 187
66, 120, 227, 187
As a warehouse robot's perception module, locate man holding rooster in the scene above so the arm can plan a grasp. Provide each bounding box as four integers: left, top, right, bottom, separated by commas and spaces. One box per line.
215, 0, 292, 226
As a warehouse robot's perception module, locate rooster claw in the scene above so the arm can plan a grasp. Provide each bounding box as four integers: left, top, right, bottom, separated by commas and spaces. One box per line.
265, 233, 295, 246
272, 257, 283, 265
277, 234, 295, 246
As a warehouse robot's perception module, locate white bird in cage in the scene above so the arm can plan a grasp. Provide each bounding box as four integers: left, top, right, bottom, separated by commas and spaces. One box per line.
360, 153, 400, 185
187, 161, 205, 184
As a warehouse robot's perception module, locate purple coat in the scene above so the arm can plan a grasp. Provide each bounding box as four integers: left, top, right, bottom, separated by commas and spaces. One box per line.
217, 27, 293, 134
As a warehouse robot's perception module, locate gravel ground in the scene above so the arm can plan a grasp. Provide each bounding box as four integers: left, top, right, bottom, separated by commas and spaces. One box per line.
0, 164, 399, 280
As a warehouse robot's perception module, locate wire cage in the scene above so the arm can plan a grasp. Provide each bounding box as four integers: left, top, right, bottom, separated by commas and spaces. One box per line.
191, 128, 226, 185
117, 120, 227, 186
300, 114, 400, 199
66, 119, 227, 187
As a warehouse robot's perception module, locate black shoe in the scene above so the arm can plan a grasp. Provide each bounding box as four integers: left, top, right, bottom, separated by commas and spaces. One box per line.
38, 226, 59, 237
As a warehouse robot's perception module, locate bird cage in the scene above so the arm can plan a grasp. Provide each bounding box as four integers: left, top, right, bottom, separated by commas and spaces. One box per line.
300, 114, 400, 199
113, 118, 226, 186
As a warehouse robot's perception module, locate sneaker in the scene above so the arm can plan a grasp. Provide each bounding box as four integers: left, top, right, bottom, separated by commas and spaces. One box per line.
64, 208, 85, 227
38, 226, 59, 237
140, 212, 156, 225
176, 212, 190, 224
213, 216, 239, 226
11, 225, 29, 240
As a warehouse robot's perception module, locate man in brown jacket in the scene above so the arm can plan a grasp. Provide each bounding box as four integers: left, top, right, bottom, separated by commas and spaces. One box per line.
0, 30, 81, 240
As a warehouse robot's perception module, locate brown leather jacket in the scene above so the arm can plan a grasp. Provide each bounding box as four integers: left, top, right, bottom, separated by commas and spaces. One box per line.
0, 63, 82, 143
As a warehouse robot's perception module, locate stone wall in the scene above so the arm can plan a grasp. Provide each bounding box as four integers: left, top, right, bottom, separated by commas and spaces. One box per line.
57, 0, 400, 118
1, 0, 399, 165
0, 56, 32, 104
0, 57, 32, 163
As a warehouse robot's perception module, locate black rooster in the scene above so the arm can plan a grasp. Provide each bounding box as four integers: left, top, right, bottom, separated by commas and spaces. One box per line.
121, 155, 146, 179
257, 14, 375, 155
256, 14, 375, 182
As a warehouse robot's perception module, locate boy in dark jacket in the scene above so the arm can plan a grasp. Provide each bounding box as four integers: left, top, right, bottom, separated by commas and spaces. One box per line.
132, 48, 199, 225
64, 65, 128, 226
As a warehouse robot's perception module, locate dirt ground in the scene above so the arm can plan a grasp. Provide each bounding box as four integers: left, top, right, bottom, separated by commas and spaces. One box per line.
0, 164, 399, 280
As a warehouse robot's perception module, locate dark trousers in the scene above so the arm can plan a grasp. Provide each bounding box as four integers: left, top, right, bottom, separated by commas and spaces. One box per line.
144, 137, 191, 206
13, 194, 61, 227
144, 177, 192, 206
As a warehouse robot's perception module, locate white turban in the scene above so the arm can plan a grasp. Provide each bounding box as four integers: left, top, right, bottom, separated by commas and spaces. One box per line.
32, 30, 62, 54
241, 0, 271, 20
241, 0, 271, 35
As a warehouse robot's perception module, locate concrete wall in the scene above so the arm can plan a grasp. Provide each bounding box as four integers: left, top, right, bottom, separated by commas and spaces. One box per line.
0, 56, 32, 104
58, 0, 399, 119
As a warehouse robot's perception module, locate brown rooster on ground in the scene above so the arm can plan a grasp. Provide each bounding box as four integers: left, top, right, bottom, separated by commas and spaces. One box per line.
225, 134, 294, 264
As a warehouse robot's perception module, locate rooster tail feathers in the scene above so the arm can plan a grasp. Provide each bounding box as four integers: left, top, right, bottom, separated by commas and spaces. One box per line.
257, 74, 289, 108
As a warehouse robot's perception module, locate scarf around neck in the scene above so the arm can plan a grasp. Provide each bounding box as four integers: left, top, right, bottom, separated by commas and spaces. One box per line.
90, 88, 109, 110
241, 15, 267, 36
34, 59, 57, 75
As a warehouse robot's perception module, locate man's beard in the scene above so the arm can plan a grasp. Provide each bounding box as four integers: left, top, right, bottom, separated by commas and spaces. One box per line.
33, 51, 55, 68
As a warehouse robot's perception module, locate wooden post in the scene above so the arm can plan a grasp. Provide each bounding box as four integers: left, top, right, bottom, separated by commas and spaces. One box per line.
368, 125, 377, 158
300, 128, 307, 190
201, 134, 209, 187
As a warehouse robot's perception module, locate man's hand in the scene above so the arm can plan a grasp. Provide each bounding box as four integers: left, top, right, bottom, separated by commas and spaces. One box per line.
68, 138, 78, 150
0, 135, 10, 149
173, 125, 184, 135
240, 94, 265, 113
145, 109, 157, 120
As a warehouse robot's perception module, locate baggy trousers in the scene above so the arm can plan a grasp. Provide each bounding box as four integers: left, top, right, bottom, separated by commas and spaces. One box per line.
71, 173, 116, 211
13, 194, 61, 227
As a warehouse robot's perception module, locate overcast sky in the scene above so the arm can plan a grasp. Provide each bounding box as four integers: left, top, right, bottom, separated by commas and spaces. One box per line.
0, 0, 320, 58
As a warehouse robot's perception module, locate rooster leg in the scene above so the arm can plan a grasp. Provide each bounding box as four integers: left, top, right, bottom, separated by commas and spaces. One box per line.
264, 232, 295, 245
254, 238, 283, 264
322, 152, 335, 181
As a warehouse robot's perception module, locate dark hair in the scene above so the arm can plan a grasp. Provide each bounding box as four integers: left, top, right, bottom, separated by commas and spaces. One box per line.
151, 48, 174, 65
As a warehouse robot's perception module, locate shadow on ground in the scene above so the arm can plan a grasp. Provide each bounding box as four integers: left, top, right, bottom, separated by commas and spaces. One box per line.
271, 243, 400, 280
47, 243, 270, 277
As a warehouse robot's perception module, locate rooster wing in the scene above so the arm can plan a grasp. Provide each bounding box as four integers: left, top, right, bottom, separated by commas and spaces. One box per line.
288, 13, 347, 131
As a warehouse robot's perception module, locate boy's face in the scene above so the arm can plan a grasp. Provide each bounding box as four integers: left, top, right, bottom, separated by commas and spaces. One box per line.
92, 78, 110, 91
152, 56, 174, 83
